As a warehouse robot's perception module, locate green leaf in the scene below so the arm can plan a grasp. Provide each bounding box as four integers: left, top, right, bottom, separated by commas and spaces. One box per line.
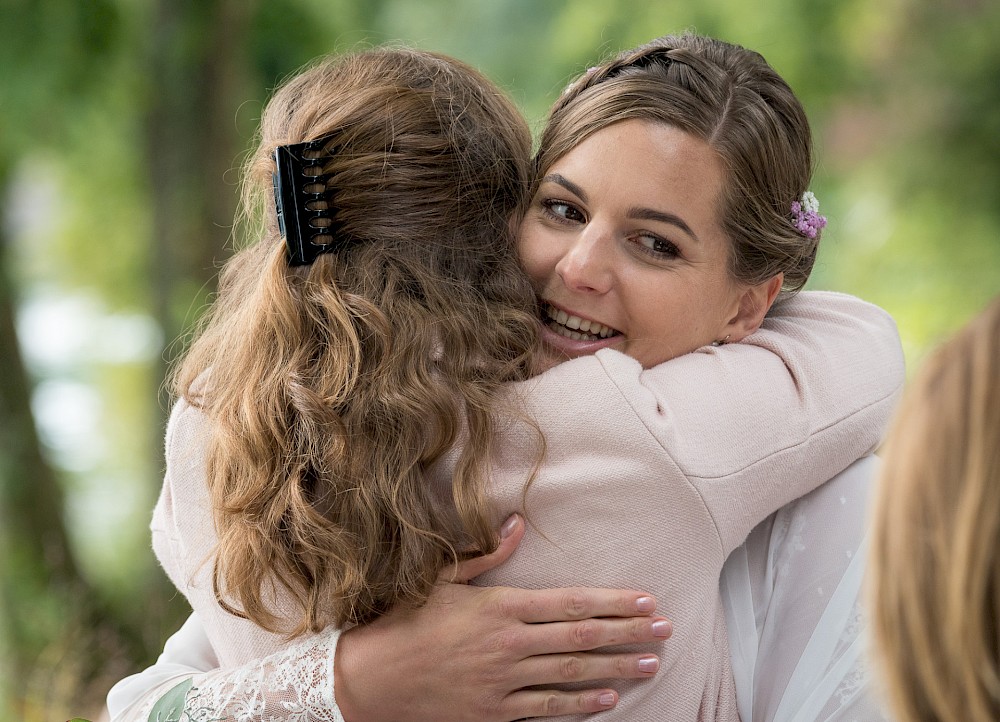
147, 678, 195, 722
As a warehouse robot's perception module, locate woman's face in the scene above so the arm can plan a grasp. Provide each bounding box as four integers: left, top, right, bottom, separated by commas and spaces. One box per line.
519, 119, 747, 369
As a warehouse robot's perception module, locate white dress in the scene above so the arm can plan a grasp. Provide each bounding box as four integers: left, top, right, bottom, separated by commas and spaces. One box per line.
106, 457, 892, 721
721, 455, 893, 721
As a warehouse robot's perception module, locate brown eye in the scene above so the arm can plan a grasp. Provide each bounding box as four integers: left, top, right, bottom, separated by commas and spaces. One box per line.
635, 234, 680, 259
542, 199, 585, 223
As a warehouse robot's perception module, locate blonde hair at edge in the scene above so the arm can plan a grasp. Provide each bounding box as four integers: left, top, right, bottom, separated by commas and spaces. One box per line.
868, 296, 1000, 722
542, 33, 820, 291
172, 48, 539, 634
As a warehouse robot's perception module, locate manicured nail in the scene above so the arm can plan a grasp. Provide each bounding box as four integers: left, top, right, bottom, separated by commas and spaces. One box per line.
500, 514, 519, 539
635, 596, 655, 613
652, 619, 672, 638
638, 656, 659, 673
598, 692, 616, 707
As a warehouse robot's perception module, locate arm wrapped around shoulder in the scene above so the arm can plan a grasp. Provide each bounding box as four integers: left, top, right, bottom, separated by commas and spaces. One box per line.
597, 290, 905, 553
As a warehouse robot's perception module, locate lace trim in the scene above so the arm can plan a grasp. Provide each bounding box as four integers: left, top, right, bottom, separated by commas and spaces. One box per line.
180, 630, 343, 722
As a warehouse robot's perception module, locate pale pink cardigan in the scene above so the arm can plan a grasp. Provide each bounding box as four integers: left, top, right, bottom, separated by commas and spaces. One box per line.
151, 291, 904, 721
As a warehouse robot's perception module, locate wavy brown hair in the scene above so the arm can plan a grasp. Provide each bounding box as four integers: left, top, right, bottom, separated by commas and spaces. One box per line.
869, 296, 1000, 722
172, 47, 539, 633
541, 33, 819, 291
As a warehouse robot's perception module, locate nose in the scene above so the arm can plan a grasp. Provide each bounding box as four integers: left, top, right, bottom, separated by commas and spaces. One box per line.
554, 226, 613, 295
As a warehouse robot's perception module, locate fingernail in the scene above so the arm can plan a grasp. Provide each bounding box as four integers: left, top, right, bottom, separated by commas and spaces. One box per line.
652, 619, 672, 638
598, 692, 616, 707
638, 656, 659, 674
500, 514, 519, 539
635, 596, 655, 613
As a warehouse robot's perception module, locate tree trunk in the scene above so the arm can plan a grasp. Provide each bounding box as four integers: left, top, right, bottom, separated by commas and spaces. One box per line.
145, 0, 255, 410
0, 161, 92, 715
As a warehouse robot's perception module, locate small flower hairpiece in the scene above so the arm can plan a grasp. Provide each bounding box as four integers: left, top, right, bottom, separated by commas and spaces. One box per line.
790, 191, 827, 240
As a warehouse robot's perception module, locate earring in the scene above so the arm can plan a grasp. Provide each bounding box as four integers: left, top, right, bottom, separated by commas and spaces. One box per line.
711, 334, 731, 347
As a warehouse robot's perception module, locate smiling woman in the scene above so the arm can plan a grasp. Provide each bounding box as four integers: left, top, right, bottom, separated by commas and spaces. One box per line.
471, 33, 901, 720
520, 119, 778, 367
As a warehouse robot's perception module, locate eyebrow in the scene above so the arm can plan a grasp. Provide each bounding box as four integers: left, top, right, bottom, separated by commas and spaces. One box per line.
541, 173, 701, 243
627, 207, 700, 243
543, 173, 589, 203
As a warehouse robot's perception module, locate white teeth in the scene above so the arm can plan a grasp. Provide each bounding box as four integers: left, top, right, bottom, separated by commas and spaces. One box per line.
543, 303, 618, 341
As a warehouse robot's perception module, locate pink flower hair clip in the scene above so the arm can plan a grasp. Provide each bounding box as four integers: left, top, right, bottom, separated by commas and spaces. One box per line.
790, 191, 827, 239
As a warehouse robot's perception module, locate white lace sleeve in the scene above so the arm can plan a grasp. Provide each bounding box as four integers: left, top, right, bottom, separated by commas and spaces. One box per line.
106, 614, 344, 722
178, 629, 343, 722
721, 456, 894, 721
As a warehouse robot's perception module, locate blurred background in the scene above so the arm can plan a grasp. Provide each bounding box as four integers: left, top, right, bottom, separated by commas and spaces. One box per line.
1, 0, 998, 719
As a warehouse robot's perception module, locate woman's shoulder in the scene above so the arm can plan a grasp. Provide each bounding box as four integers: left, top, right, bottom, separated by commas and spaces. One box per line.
764, 290, 898, 333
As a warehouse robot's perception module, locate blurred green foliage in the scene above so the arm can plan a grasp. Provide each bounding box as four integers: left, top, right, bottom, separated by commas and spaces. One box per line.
1, 0, 997, 719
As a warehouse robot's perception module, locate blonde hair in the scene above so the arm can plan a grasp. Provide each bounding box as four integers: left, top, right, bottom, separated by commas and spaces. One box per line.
869, 296, 1000, 721
541, 33, 818, 290
172, 47, 538, 633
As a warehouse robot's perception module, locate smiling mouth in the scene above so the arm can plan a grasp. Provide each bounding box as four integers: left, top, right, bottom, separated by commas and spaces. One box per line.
542, 303, 621, 342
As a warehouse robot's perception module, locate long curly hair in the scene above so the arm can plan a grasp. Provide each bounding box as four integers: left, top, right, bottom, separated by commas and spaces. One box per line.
540, 33, 819, 291
172, 47, 539, 633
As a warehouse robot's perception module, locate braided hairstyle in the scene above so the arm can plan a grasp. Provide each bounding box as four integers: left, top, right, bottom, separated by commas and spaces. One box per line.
537, 33, 820, 291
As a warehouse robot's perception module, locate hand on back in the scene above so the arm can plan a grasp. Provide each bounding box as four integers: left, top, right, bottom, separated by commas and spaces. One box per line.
334, 514, 671, 721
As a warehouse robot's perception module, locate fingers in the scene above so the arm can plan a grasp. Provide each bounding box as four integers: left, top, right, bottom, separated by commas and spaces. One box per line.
519, 615, 673, 656
494, 586, 658, 623
514, 651, 661, 688
446, 514, 525, 583
502, 687, 621, 718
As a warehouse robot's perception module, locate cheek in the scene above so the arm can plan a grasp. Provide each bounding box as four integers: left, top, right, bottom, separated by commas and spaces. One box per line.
517, 224, 555, 287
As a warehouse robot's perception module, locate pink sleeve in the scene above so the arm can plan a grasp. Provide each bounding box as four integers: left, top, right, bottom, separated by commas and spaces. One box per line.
597, 291, 904, 553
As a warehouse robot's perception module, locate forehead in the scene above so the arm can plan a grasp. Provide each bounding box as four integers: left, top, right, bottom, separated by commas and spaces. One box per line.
547, 119, 726, 218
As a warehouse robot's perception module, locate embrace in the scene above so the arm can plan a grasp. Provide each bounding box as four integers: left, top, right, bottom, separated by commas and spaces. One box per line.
107, 33, 906, 722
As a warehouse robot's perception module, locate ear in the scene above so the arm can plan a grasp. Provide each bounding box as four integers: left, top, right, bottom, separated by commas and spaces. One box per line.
724, 273, 783, 342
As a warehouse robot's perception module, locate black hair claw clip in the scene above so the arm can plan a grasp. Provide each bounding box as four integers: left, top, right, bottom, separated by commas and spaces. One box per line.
273, 136, 339, 266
